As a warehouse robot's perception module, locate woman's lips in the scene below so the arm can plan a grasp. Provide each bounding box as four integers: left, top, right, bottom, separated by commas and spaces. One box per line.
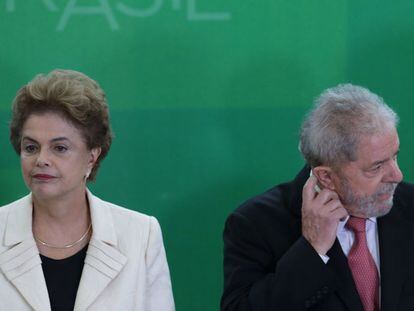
32, 174, 56, 181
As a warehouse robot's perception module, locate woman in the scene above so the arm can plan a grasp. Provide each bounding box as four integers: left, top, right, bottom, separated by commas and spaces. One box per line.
0, 70, 175, 311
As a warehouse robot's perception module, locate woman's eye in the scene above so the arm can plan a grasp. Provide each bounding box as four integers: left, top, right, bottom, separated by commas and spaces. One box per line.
54, 145, 68, 153
23, 145, 37, 153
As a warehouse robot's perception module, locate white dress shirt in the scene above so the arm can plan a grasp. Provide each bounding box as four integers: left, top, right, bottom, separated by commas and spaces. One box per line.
317, 216, 381, 303
337, 216, 380, 271
319, 216, 380, 272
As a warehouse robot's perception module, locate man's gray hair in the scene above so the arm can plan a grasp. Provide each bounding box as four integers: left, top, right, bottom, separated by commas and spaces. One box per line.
299, 83, 398, 168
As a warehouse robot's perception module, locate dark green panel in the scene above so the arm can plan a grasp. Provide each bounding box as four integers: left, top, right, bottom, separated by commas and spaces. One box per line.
347, 0, 414, 181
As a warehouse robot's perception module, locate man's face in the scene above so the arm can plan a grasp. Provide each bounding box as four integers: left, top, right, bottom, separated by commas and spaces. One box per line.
333, 127, 402, 218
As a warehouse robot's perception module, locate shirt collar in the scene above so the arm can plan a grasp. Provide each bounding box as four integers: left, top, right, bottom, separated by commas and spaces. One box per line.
338, 216, 377, 233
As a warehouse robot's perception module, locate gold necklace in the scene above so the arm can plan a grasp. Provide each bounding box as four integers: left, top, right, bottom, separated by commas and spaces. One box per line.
34, 223, 92, 249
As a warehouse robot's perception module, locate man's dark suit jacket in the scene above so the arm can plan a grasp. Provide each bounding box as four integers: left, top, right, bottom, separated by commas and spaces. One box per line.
222, 166, 414, 310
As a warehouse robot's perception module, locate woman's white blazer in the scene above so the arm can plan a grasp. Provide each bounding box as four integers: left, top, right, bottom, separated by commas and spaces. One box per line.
0, 190, 175, 311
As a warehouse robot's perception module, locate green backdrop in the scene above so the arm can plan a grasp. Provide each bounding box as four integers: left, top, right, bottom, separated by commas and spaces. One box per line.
1, 1, 414, 309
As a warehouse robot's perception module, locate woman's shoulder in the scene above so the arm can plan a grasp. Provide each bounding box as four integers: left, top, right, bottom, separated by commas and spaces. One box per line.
104, 199, 154, 222
0, 195, 31, 209
89, 194, 165, 251
0, 195, 32, 237
88, 192, 160, 231
0, 195, 31, 219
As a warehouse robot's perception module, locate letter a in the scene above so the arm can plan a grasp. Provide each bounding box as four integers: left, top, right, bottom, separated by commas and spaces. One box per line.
57, 0, 119, 31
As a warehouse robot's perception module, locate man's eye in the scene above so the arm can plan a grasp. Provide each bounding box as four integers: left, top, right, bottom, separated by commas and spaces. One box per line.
371, 165, 381, 172
54, 145, 68, 153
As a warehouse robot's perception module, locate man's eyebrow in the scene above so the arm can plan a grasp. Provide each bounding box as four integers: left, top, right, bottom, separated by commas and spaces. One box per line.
369, 150, 400, 167
370, 159, 387, 167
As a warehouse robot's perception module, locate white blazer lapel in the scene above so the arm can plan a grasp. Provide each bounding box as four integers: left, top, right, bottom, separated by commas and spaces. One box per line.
0, 195, 51, 311
74, 191, 127, 311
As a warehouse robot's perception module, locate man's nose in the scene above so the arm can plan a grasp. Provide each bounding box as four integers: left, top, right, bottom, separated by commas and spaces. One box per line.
384, 160, 403, 183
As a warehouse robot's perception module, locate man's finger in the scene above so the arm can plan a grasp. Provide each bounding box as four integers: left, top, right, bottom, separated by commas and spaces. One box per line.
321, 199, 343, 213
332, 206, 349, 220
314, 189, 339, 205
302, 175, 318, 202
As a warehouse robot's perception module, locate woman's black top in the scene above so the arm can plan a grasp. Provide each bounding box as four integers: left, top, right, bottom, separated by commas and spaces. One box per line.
40, 244, 88, 311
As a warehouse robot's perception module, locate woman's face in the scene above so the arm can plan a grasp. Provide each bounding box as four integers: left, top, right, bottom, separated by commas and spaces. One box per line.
20, 112, 101, 201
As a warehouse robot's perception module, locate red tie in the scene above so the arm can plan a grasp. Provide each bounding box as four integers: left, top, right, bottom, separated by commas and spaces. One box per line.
346, 217, 379, 311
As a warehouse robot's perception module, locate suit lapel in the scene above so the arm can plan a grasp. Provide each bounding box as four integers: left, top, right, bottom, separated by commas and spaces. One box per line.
0, 195, 51, 311
327, 240, 364, 311
73, 239, 127, 311
377, 207, 408, 311
73, 191, 127, 311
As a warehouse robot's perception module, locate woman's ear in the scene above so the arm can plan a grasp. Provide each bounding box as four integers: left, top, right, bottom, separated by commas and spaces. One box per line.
312, 166, 336, 191
89, 147, 102, 167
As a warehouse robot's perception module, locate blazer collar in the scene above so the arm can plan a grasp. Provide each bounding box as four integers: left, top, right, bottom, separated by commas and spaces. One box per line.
74, 190, 128, 311
327, 240, 364, 311
4, 194, 33, 246
0, 194, 51, 311
1, 190, 127, 311
287, 164, 310, 217
3, 190, 119, 246
86, 189, 118, 246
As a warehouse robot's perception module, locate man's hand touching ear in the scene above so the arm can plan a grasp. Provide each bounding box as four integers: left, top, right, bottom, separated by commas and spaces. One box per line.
302, 175, 349, 255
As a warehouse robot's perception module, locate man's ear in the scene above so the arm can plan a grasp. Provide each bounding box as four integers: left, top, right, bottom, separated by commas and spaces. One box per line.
312, 166, 336, 191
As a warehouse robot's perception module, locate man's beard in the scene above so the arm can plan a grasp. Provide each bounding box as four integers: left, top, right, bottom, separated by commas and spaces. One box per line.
340, 178, 398, 218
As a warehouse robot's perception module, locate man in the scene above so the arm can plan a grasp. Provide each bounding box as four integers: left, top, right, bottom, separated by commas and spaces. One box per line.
221, 84, 414, 311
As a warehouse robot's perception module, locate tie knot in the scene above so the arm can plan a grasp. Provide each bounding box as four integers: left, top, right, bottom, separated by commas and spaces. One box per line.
346, 217, 367, 233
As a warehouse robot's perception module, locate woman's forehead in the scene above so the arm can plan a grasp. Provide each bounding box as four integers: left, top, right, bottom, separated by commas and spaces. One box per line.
22, 113, 84, 142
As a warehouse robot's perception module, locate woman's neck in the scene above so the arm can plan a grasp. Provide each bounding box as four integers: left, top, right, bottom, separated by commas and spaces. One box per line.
31, 188, 92, 259
33, 192, 89, 226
